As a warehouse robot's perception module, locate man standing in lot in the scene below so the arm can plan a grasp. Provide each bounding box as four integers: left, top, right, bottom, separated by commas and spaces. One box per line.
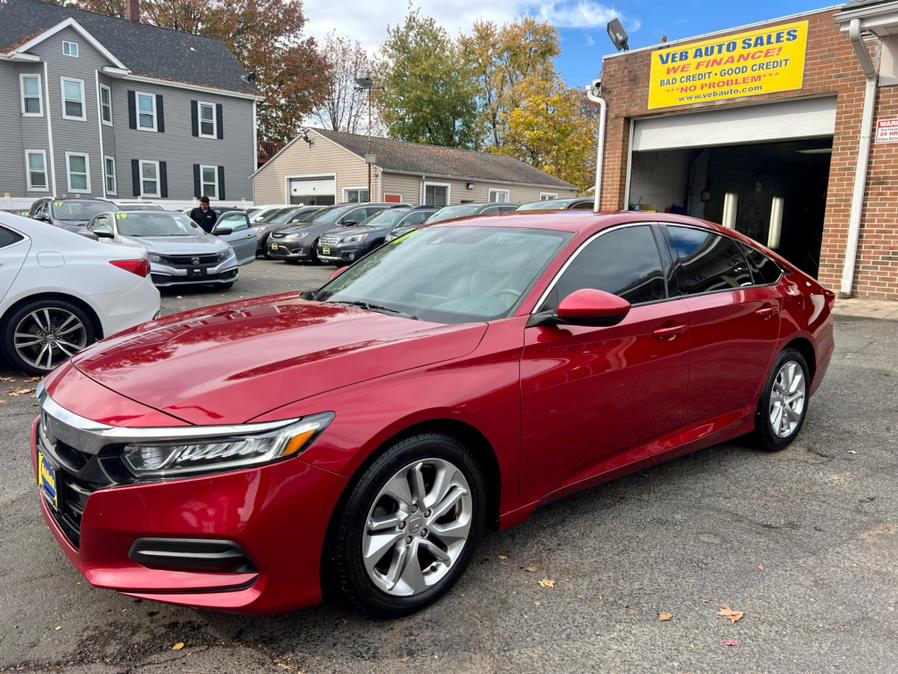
190, 196, 218, 233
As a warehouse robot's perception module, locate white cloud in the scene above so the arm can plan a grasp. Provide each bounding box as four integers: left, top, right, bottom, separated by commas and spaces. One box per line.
302, 0, 636, 52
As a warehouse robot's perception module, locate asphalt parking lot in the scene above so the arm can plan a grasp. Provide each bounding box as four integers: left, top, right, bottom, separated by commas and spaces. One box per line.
1, 260, 897, 673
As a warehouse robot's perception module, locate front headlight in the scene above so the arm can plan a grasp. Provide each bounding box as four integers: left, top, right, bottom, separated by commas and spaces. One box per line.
148, 253, 163, 263
122, 412, 334, 478
343, 233, 368, 243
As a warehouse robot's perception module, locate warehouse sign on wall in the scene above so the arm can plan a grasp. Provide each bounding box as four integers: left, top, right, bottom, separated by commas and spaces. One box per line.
648, 21, 809, 110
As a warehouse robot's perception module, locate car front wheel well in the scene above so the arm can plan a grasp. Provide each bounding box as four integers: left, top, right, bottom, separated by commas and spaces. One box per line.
0, 293, 103, 339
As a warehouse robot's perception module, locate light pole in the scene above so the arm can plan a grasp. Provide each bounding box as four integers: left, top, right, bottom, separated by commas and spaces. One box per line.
354, 72, 375, 201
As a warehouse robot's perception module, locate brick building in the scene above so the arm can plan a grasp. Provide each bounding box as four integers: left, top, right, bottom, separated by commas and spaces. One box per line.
595, 1, 898, 299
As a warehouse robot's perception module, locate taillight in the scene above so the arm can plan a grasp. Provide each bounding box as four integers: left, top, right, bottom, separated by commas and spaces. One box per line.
110, 259, 150, 277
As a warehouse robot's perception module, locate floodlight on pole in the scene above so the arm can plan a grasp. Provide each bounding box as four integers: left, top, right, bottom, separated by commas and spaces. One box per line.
607, 18, 629, 52
354, 72, 376, 200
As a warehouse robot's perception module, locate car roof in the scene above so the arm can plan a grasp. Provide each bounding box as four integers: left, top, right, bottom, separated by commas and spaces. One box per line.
427, 210, 729, 236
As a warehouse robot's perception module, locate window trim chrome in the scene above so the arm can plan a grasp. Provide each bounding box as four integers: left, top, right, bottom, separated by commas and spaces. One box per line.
36, 383, 300, 455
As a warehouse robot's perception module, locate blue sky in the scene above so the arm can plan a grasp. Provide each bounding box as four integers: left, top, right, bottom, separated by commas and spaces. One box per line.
555, 0, 833, 86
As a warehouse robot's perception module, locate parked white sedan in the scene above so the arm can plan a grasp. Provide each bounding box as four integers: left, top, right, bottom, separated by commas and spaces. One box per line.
0, 212, 160, 375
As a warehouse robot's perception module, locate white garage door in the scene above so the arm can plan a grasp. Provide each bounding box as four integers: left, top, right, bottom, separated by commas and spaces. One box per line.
632, 97, 838, 152
289, 176, 336, 204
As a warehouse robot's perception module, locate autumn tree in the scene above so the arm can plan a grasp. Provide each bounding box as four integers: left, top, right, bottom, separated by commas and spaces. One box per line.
461, 18, 560, 148
377, 9, 480, 148
66, 0, 330, 142
311, 33, 380, 135
496, 73, 597, 190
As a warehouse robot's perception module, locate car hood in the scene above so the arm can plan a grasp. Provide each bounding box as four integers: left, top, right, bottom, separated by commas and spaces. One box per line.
119, 234, 228, 254
52, 219, 88, 231
322, 226, 380, 240
70, 293, 488, 425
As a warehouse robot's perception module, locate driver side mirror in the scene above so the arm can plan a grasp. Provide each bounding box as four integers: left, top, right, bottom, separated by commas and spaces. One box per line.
95, 229, 114, 239
214, 226, 233, 236
34, 212, 49, 222
541, 288, 631, 328
341, 220, 357, 227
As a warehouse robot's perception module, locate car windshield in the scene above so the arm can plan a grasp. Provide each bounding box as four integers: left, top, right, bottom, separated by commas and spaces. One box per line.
117, 212, 203, 237
517, 199, 578, 211
425, 204, 483, 224
397, 210, 434, 226
360, 208, 410, 227
316, 226, 571, 323
50, 200, 115, 220
120, 204, 162, 212
257, 207, 295, 223
311, 205, 358, 225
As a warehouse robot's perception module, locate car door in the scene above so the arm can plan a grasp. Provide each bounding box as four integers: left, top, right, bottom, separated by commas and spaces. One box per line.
214, 212, 256, 265
0, 225, 29, 305
519, 224, 693, 502
662, 224, 782, 426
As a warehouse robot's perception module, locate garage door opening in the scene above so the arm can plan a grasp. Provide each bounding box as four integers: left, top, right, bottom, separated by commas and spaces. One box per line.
289, 176, 336, 205
628, 138, 832, 278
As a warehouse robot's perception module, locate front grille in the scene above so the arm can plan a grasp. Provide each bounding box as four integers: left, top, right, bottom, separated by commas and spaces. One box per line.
319, 235, 340, 246
159, 253, 223, 267
38, 421, 128, 549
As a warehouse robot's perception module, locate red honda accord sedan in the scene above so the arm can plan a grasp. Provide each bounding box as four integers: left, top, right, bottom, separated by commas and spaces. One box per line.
32, 212, 834, 617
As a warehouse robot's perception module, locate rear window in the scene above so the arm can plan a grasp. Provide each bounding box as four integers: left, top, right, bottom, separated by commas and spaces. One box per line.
740, 242, 783, 285
0, 226, 24, 248
667, 226, 752, 295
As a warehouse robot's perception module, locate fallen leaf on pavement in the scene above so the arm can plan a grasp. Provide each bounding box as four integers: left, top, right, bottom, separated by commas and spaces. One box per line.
25, 376, 41, 383
496, 554, 508, 561
0, 376, 14, 383
0, 400, 6, 406
659, 612, 673, 621
719, 605, 744, 624
723, 639, 739, 647
171, 642, 185, 651
8, 388, 33, 397
538, 578, 556, 589
525, 564, 538, 573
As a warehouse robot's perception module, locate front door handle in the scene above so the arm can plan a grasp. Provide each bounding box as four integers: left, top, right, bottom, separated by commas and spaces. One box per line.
652, 324, 687, 340
755, 306, 779, 320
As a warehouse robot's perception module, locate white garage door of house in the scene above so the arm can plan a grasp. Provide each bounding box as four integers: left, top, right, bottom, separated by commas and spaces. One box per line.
631, 97, 838, 152
288, 176, 336, 203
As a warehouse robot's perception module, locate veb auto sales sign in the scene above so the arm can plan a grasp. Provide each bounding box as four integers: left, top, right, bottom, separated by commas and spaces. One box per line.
648, 21, 809, 110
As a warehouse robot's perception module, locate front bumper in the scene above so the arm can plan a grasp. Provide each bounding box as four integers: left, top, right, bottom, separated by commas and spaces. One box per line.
267, 239, 312, 260
316, 244, 365, 265
31, 417, 347, 614
149, 259, 239, 287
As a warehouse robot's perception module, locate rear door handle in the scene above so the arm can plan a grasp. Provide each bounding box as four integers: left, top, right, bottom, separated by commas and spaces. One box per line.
652, 324, 687, 340
755, 306, 779, 320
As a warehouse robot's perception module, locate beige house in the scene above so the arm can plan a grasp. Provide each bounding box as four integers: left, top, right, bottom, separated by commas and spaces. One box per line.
251, 129, 578, 207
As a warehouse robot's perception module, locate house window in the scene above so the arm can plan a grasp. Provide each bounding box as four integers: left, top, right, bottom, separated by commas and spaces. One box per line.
99, 84, 113, 125
139, 160, 160, 197
136, 92, 157, 131
488, 188, 510, 203
104, 156, 117, 195
66, 152, 90, 193
61, 78, 86, 120
201, 165, 219, 199
198, 101, 217, 138
423, 182, 450, 208
344, 188, 369, 203
62, 41, 79, 57
539, 192, 558, 200
20, 74, 43, 116
25, 150, 48, 191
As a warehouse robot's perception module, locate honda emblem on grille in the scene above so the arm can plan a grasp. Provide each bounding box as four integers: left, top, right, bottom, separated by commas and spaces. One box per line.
191, 256, 201, 265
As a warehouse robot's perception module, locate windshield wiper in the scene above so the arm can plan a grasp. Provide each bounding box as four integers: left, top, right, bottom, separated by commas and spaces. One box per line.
329, 300, 418, 320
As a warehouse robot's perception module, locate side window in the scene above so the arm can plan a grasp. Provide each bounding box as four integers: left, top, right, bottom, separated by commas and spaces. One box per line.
0, 226, 24, 248
739, 242, 783, 285
219, 213, 248, 231
667, 226, 752, 295
542, 225, 667, 311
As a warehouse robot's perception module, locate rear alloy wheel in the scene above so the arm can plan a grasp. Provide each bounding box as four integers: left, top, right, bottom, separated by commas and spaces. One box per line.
755, 348, 810, 451
331, 434, 485, 617
2, 299, 95, 375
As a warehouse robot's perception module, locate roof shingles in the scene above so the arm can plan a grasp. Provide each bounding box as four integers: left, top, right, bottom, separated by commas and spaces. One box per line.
313, 129, 577, 189
0, 0, 254, 94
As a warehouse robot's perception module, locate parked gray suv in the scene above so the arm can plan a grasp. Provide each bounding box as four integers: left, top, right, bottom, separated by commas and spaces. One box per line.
29, 197, 118, 232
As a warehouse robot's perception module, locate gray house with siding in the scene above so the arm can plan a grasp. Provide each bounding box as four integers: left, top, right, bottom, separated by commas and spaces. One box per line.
252, 129, 579, 207
0, 0, 257, 210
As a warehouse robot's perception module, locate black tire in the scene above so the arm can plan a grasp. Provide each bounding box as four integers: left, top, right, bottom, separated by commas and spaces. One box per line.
754, 348, 810, 451
330, 433, 486, 618
1, 298, 97, 375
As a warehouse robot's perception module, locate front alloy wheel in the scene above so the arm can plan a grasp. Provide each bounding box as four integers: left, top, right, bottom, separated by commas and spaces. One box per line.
331, 433, 485, 617
2, 300, 94, 375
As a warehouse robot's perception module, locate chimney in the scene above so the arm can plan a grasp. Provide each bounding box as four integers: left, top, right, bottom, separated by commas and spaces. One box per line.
125, 0, 140, 23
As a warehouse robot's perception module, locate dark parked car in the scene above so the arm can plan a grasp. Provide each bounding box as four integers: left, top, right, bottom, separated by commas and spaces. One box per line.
383, 206, 441, 242
515, 197, 593, 211
268, 203, 402, 263
28, 197, 118, 232
251, 205, 324, 256
426, 202, 519, 225
316, 206, 418, 265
